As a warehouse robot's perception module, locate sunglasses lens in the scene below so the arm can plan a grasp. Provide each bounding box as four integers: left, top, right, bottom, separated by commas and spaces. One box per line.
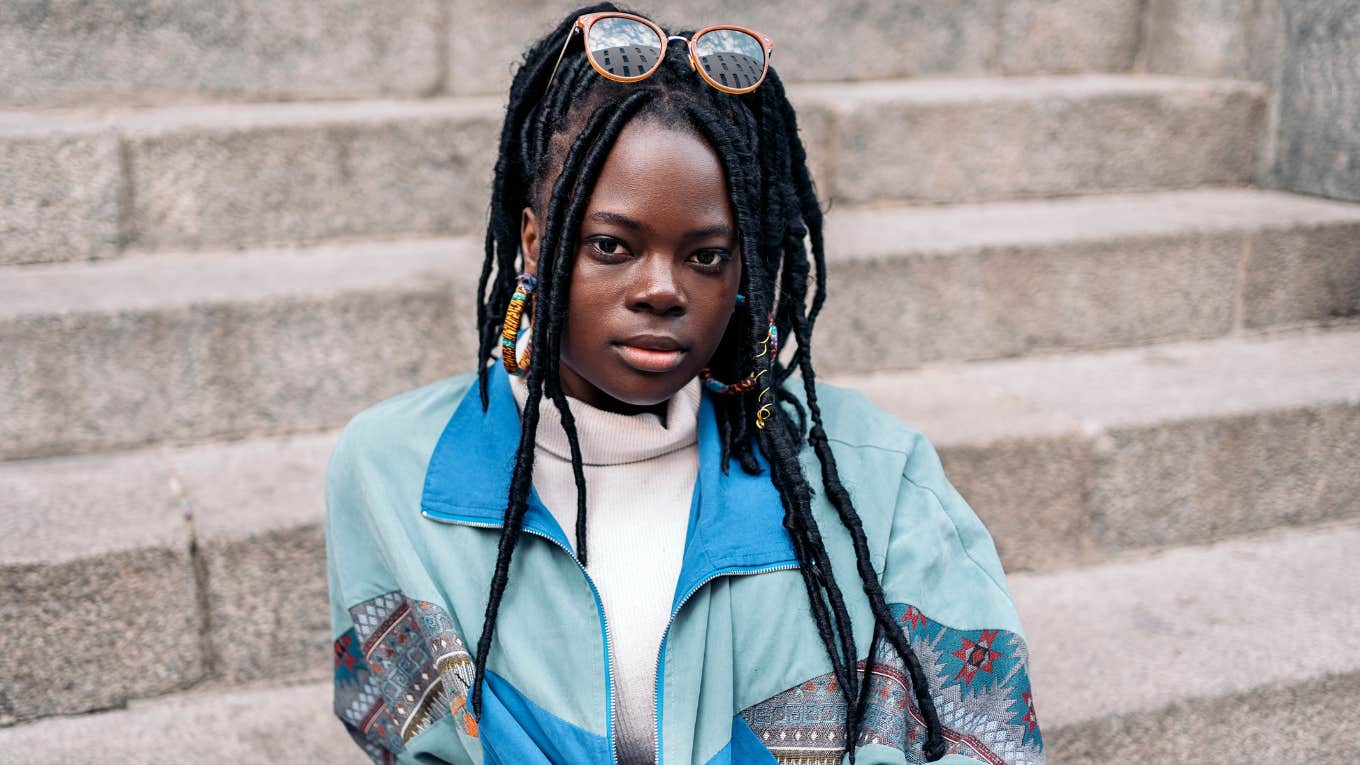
585, 17, 663, 79
693, 29, 766, 91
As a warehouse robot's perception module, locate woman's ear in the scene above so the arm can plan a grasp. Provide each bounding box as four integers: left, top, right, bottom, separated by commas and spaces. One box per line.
520, 206, 540, 277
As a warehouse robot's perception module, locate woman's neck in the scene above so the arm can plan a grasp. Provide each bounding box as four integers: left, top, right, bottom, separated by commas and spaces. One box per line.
506, 372, 701, 466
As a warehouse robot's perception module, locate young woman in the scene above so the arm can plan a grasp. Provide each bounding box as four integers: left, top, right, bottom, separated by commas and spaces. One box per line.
325, 5, 1044, 764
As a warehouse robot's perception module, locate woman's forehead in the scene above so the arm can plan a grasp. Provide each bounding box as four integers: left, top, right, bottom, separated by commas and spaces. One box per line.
583, 120, 736, 235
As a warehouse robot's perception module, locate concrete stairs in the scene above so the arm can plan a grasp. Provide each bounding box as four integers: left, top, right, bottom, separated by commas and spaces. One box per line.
2, 1, 1357, 762
6, 516, 1357, 764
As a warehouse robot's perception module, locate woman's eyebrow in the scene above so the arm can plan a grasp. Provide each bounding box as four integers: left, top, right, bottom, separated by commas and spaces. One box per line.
586, 211, 734, 239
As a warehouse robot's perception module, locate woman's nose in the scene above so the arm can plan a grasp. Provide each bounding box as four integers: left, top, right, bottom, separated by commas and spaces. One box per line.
627, 254, 686, 316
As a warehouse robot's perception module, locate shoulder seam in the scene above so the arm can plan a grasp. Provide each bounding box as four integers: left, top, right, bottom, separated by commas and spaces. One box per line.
826, 435, 911, 457
901, 470, 1013, 604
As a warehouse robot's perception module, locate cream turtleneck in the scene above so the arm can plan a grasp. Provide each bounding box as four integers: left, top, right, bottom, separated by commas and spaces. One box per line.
507, 373, 701, 765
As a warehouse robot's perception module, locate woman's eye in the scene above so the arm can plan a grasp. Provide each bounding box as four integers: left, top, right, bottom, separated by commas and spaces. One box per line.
584, 236, 631, 262
689, 250, 732, 271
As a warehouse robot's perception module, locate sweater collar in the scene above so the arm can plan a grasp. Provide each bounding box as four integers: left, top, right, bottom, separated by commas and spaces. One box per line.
420, 363, 796, 584
505, 369, 700, 466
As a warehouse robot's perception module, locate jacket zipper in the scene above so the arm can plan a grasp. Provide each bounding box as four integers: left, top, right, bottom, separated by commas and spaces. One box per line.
421, 510, 620, 765
652, 563, 800, 765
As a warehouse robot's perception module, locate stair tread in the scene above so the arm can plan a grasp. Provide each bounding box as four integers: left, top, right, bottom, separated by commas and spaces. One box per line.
0, 236, 474, 318
832, 324, 1360, 447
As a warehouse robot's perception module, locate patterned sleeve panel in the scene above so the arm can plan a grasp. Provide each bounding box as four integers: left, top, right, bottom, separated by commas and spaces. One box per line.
333, 591, 480, 764
739, 602, 1044, 765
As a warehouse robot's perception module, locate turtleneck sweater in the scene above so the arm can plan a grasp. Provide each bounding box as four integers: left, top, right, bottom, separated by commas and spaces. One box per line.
508, 372, 701, 765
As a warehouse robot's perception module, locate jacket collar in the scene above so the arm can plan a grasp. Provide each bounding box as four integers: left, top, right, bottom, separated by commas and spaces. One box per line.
420, 363, 796, 599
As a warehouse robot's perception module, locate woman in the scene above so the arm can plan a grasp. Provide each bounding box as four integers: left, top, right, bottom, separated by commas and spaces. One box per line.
325, 4, 1044, 764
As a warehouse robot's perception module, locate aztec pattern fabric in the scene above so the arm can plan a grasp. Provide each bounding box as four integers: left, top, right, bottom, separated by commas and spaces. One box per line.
740, 602, 1044, 765
333, 591, 478, 764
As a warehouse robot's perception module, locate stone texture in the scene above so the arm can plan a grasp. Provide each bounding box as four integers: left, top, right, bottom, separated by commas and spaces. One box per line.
1091, 402, 1360, 551
0, 0, 443, 108
0, 119, 122, 265
170, 432, 339, 684
816, 189, 1360, 372
1244, 220, 1360, 327
0, 447, 204, 724
0, 239, 478, 460
835, 327, 1360, 566
849, 368, 1097, 572
121, 99, 501, 252
821, 231, 1241, 370
1137, 0, 1285, 81
1270, 1, 1360, 201
444, 0, 1008, 98
1048, 670, 1360, 764
793, 75, 1266, 204
1014, 519, 1360, 757
1000, 0, 1141, 74
0, 681, 366, 764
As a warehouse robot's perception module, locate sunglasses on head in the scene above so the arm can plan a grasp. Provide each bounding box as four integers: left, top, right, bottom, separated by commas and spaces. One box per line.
544, 11, 775, 97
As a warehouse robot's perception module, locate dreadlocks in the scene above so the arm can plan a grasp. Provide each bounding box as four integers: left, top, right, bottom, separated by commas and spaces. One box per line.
470, 4, 947, 761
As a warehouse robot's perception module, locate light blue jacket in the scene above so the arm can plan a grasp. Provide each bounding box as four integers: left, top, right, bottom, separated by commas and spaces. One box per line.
325, 363, 1045, 764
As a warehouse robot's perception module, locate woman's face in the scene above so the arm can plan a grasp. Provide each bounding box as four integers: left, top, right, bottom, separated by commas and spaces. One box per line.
521, 119, 742, 416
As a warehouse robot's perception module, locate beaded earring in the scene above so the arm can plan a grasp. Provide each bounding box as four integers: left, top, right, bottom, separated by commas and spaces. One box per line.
698, 294, 779, 428
501, 273, 537, 376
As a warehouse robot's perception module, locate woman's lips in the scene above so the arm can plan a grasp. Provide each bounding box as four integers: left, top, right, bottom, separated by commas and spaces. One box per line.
614, 343, 688, 373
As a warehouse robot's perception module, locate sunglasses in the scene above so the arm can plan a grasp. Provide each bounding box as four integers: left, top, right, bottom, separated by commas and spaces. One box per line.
545, 11, 775, 96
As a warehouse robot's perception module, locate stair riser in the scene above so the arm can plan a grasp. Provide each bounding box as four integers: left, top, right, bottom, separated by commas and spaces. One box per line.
816, 86, 1264, 204
0, 129, 124, 267
799, 220, 1360, 373
2, 0, 1144, 109
0, 550, 204, 726
1047, 672, 1360, 765
123, 114, 500, 254
0, 0, 444, 109
1, 289, 471, 461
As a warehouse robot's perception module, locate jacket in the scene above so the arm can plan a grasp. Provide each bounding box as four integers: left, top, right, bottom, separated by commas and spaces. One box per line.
325, 362, 1045, 765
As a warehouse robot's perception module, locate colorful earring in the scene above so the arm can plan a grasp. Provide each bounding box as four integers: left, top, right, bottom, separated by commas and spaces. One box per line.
501, 273, 537, 376
698, 314, 780, 430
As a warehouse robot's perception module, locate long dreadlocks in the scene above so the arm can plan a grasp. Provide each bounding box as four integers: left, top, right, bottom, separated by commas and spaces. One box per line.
470, 4, 947, 761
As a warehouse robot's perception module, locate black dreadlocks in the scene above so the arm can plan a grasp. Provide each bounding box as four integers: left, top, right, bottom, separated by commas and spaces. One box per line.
470, 4, 947, 761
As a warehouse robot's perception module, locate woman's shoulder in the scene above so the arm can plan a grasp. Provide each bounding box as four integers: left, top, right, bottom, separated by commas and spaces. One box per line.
328, 369, 481, 476
780, 373, 934, 468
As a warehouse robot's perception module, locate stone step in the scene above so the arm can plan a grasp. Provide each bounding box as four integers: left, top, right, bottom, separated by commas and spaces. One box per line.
1020, 518, 1360, 763
0, 237, 476, 461
3, 519, 1356, 764
818, 187, 1360, 372
0, 428, 337, 725
1, 74, 1264, 265
2, 327, 1356, 723
5, 188, 1356, 460
3, 0, 1144, 109
833, 326, 1360, 573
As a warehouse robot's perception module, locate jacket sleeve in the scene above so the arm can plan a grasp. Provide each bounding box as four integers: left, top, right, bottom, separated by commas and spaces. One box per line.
325, 421, 481, 765
873, 429, 1046, 765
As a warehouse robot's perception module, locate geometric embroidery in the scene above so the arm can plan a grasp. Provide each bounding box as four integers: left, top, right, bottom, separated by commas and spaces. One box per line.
739, 602, 1044, 765
333, 592, 478, 765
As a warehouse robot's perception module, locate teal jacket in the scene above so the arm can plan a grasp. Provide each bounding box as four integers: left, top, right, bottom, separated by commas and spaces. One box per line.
325, 363, 1045, 765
